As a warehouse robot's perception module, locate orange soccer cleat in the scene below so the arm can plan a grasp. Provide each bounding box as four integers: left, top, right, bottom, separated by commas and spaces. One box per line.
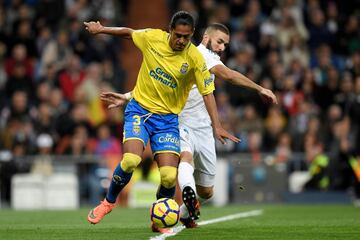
87, 198, 115, 224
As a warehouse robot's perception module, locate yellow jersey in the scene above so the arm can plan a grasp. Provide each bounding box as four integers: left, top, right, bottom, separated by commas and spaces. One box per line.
131, 28, 214, 114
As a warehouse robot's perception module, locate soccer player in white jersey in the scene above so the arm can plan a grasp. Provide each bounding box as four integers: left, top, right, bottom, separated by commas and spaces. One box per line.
177, 23, 277, 228
100, 23, 277, 229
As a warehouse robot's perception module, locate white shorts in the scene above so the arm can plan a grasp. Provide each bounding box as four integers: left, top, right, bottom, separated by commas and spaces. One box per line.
179, 123, 216, 187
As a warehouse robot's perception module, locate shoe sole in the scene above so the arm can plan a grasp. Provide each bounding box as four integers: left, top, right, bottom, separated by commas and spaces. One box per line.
182, 186, 200, 220
87, 210, 100, 224
87, 211, 96, 224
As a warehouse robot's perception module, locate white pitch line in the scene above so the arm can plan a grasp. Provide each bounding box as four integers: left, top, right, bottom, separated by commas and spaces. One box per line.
149, 209, 263, 240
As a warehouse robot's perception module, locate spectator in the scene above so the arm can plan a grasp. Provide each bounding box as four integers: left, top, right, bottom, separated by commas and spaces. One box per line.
32, 102, 56, 138
40, 30, 72, 76
4, 44, 34, 97
335, 72, 355, 115
58, 54, 86, 103
280, 75, 304, 116
275, 8, 308, 51
35, 26, 52, 62
282, 34, 309, 70
11, 19, 37, 58
236, 104, 264, 152
48, 87, 67, 118
314, 66, 339, 110
307, 8, 333, 50
346, 52, 360, 78
0, 90, 36, 129
31, 133, 54, 176
76, 62, 107, 126
303, 134, 330, 191
274, 131, 292, 167
263, 106, 287, 152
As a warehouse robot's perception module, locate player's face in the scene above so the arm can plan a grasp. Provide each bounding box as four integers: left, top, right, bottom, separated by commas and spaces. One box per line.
169, 24, 194, 51
206, 30, 229, 56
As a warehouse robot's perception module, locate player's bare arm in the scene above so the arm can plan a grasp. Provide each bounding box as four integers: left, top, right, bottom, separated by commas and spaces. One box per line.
84, 21, 134, 39
202, 93, 240, 144
100, 91, 132, 109
211, 64, 278, 104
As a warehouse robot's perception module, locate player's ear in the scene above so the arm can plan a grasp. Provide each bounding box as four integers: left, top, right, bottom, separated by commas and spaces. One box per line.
203, 33, 209, 43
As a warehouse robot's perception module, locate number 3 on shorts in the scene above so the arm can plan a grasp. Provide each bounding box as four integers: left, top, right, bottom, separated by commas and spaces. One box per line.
133, 115, 141, 125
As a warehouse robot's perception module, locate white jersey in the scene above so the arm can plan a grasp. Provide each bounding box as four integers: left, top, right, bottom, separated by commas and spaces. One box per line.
179, 44, 224, 128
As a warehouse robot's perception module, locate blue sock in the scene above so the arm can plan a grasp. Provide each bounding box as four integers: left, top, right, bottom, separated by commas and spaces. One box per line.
106, 164, 133, 203
156, 185, 176, 199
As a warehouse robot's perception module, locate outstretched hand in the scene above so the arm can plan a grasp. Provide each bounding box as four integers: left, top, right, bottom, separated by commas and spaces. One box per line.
84, 21, 103, 34
214, 126, 240, 145
259, 88, 278, 104
100, 92, 128, 109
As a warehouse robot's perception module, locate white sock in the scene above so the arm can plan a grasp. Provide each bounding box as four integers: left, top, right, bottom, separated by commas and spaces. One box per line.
178, 162, 196, 218
178, 162, 196, 192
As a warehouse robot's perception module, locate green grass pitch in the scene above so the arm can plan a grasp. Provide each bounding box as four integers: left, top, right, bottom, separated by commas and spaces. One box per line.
0, 204, 359, 240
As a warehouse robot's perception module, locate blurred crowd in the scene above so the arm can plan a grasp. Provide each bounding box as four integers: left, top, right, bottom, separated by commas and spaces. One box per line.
0, 0, 126, 204
0, 0, 359, 201
0, 0, 126, 156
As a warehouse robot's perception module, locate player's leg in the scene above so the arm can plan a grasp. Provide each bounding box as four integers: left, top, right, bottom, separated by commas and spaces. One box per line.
177, 126, 201, 225
155, 153, 179, 199
178, 152, 196, 192
181, 126, 216, 227
87, 140, 144, 224
178, 126, 196, 195
149, 114, 180, 232
105, 140, 144, 203
178, 152, 200, 221
194, 125, 216, 204
149, 113, 181, 200
178, 181, 214, 229
151, 152, 179, 233
177, 126, 199, 221
88, 99, 149, 224
195, 184, 214, 202
194, 161, 216, 205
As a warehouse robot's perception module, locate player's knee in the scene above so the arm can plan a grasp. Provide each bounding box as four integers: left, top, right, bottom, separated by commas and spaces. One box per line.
197, 186, 213, 200
159, 166, 177, 188
120, 153, 142, 173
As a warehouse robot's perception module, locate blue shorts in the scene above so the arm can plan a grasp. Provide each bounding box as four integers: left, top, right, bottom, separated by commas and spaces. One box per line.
123, 99, 180, 156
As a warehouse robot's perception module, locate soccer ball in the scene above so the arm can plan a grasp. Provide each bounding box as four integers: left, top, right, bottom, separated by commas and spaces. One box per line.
150, 198, 180, 228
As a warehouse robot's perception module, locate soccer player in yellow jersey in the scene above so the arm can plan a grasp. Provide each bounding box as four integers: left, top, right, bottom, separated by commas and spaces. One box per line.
84, 11, 239, 232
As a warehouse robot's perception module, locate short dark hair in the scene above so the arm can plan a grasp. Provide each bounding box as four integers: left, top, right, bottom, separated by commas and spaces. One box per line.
205, 23, 230, 35
169, 11, 195, 30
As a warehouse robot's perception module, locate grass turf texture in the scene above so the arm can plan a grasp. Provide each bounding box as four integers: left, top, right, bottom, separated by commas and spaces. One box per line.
0, 205, 359, 240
